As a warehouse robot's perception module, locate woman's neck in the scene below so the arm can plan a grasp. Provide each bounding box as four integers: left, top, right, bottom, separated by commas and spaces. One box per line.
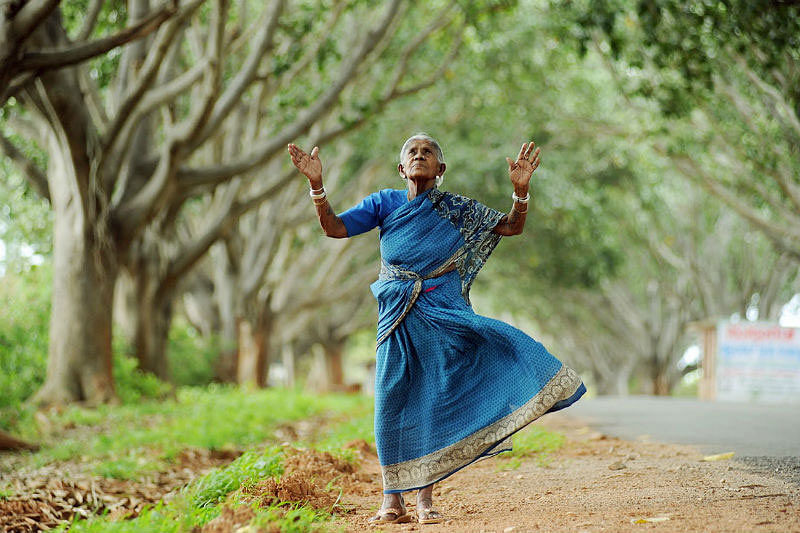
406, 178, 436, 201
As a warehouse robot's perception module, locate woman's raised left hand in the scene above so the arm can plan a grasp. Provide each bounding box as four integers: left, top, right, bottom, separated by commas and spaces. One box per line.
505, 141, 540, 194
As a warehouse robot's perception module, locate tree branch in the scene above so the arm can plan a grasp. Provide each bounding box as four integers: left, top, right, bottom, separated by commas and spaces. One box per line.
705, 109, 800, 215
669, 151, 800, 259
384, 1, 456, 98
0, 130, 50, 201
162, 179, 240, 291
8, 0, 60, 43
277, 0, 347, 90
114, 0, 225, 239
75, 0, 104, 41
190, 0, 285, 149
17, 2, 177, 72
101, 0, 203, 159
728, 50, 800, 141
175, 0, 402, 190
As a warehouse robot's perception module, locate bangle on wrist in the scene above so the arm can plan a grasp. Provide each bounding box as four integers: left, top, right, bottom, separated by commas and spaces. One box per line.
310, 185, 325, 194
310, 186, 327, 200
312, 196, 328, 206
512, 190, 530, 203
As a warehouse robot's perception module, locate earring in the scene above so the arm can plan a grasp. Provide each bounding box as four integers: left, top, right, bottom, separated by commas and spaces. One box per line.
435, 175, 443, 187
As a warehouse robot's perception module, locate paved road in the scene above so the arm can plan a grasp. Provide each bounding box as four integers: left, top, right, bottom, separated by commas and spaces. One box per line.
565, 396, 800, 457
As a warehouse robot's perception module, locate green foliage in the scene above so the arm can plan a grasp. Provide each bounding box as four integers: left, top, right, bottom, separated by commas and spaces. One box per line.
54, 496, 217, 533
250, 503, 335, 533
112, 351, 174, 405
190, 447, 285, 508
94, 454, 162, 480
551, 0, 800, 117
0, 265, 50, 429
167, 319, 222, 387
34, 388, 366, 475
495, 424, 566, 470
309, 400, 375, 460
0, 149, 51, 275
45, 390, 371, 532
60, 0, 126, 89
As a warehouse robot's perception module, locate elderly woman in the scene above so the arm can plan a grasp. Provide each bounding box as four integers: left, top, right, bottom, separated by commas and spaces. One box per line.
288, 134, 585, 525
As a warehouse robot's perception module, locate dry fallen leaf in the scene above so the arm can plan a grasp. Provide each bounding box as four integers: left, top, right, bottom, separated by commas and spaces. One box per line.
701, 452, 735, 462
631, 516, 670, 524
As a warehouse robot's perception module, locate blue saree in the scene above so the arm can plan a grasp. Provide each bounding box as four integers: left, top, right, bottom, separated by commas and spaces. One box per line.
341, 187, 585, 494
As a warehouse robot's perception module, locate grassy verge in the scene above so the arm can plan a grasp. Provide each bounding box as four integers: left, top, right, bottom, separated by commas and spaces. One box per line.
17, 386, 369, 480
495, 424, 567, 471
49, 387, 374, 533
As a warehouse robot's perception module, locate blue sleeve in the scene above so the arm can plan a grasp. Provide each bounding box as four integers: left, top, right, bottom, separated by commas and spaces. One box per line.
339, 192, 381, 237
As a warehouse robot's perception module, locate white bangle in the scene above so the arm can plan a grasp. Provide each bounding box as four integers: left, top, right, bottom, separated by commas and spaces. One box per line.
310, 187, 326, 200
512, 191, 530, 203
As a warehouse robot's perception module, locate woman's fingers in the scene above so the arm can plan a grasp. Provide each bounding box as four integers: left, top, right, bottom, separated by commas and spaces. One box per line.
523, 142, 537, 161
515, 141, 538, 164
516, 143, 527, 162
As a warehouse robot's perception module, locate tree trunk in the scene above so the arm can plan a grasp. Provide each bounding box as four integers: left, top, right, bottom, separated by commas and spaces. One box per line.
650, 358, 672, 396
34, 180, 117, 405
236, 310, 273, 388
27, 17, 119, 406
281, 342, 296, 388
323, 340, 345, 389
212, 245, 240, 382
132, 292, 173, 380
120, 251, 174, 380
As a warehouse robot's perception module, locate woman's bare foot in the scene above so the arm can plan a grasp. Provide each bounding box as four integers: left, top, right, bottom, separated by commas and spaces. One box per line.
416, 484, 444, 524
368, 493, 412, 525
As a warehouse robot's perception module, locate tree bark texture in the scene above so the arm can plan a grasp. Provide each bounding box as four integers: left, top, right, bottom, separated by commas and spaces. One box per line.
323, 340, 345, 389
30, 19, 118, 404
35, 180, 117, 404
236, 310, 273, 388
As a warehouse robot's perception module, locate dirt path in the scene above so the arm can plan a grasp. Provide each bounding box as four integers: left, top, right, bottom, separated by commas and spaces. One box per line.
339, 413, 800, 533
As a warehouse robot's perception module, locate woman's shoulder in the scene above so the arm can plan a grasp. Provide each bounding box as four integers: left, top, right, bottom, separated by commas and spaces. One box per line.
431, 188, 474, 206
377, 188, 407, 198
371, 188, 408, 207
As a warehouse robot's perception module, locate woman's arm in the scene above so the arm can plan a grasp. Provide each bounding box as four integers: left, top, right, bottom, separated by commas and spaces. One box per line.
493, 200, 529, 236
287, 144, 347, 238
493, 141, 540, 236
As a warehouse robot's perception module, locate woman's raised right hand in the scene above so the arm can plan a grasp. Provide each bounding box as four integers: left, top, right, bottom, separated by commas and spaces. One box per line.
287, 144, 323, 188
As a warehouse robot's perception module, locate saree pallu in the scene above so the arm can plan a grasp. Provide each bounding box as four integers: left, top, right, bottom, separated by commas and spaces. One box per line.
370, 187, 585, 494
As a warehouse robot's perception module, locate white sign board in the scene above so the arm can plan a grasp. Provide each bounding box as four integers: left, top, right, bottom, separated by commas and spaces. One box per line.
716, 321, 800, 403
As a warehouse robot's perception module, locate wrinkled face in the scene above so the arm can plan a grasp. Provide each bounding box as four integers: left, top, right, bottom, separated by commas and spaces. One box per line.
398, 139, 445, 181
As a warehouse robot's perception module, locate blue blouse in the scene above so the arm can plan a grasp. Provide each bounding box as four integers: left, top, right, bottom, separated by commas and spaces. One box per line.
339, 189, 409, 237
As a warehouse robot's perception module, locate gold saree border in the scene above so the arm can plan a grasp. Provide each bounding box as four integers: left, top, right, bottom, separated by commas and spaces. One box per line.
381, 365, 582, 492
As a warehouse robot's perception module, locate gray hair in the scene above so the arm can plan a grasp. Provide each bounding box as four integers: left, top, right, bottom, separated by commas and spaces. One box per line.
399, 133, 445, 165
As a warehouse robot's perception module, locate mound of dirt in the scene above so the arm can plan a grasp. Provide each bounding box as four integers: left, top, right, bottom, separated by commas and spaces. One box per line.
344, 439, 376, 457
243, 472, 339, 511
284, 449, 353, 479
200, 504, 259, 533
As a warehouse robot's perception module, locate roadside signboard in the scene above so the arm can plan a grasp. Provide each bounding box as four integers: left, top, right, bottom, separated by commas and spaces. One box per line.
716, 321, 800, 403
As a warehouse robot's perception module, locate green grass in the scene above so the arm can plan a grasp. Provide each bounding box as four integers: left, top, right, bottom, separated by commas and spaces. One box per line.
189, 447, 285, 508
28, 386, 370, 479
495, 424, 566, 471
53, 390, 372, 533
